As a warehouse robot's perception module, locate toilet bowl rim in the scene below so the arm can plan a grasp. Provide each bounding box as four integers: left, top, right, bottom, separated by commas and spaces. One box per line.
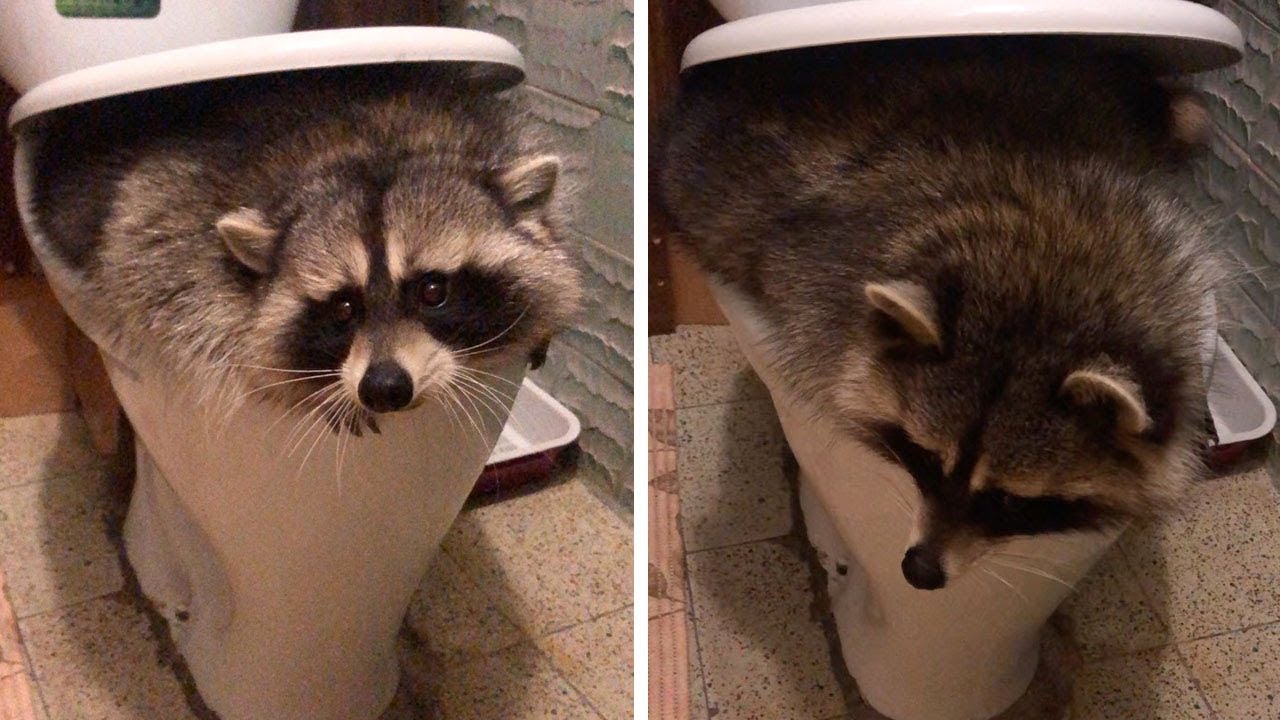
681, 0, 1244, 74
8, 26, 524, 130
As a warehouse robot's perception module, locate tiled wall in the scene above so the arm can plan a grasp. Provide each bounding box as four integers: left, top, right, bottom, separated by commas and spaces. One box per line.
444, 1, 635, 510
1184, 0, 1280, 483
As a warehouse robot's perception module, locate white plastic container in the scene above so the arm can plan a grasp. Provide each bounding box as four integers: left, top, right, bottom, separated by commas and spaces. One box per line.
0, 0, 301, 93
1207, 336, 1277, 447
487, 379, 582, 465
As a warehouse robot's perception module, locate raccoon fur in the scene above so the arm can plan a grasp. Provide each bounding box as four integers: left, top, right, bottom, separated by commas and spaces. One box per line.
27, 64, 581, 434
656, 39, 1219, 590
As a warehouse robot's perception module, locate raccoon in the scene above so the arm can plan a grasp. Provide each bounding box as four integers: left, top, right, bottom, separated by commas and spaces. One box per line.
656, 39, 1219, 590
27, 64, 581, 436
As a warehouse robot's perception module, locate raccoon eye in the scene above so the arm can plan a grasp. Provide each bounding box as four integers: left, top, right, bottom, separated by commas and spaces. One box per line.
327, 291, 362, 325
416, 273, 449, 308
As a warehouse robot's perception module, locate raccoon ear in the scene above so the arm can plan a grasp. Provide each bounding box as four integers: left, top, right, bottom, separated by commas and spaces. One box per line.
1061, 361, 1151, 435
216, 208, 277, 275
865, 281, 942, 349
493, 155, 561, 212
1168, 91, 1210, 146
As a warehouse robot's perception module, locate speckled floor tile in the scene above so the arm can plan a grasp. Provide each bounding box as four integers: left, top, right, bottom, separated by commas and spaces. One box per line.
403, 550, 524, 659
1070, 646, 1210, 719
686, 541, 846, 720
537, 606, 632, 720
677, 401, 791, 552
1058, 544, 1168, 659
404, 642, 601, 720
1121, 471, 1280, 640
441, 478, 632, 637
650, 327, 769, 408
0, 471, 123, 618
1180, 621, 1280, 720
19, 594, 196, 720
0, 414, 100, 492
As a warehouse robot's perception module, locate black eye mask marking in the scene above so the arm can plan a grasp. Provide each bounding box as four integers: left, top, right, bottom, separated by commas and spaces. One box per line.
969, 489, 1107, 537
286, 286, 364, 372
401, 266, 529, 353
857, 421, 1110, 537
859, 422, 946, 493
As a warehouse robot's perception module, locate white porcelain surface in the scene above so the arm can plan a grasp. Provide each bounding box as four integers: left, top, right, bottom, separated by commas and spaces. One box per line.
8, 27, 525, 129
0, 0, 300, 93
685, 0, 1244, 74
710, 283, 1122, 720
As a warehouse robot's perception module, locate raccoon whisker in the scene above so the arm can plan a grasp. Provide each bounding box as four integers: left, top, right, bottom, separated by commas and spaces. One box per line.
981, 567, 1030, 605
334, 400, 359, 494
293, 393, 349, 479
285, 383, 347, 454
217, 363, 342, 375
451, 379, 505, 433
270, 380, 346, 435
453, 343, 514, 361
281, 383, 344, 447
452, 306, 529, 356
452, 372, 517, 415
234, 372, 343, 405
987, 558, 1077, 592
428, 384, 466, 434
453, 366, 524, 392
989, 550, 1075, 568
439, 382, 487, 446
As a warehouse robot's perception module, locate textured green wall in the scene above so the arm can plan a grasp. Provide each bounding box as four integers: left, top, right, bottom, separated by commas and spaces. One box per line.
444, 1, 635, 510
1184, 0, 1280, 482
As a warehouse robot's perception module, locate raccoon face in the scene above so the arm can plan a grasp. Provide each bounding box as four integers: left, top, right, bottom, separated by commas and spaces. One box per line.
852, 279, 1201, 590
216, 154, 579, 432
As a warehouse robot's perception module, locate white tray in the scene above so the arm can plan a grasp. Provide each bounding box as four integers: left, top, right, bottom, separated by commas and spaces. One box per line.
1208, 336, 1277, 446
486, 378, 581, 466
685, 0, 1244, 73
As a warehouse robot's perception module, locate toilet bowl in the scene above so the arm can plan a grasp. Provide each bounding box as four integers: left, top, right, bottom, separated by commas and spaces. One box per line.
6, 26, 530, 720
710, 283, 1219, 719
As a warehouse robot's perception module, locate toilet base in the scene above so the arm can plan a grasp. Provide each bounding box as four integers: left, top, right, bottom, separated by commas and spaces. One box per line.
94, 351, 520, 720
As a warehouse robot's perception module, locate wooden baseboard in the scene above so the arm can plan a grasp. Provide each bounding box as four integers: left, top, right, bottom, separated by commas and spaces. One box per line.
0, 276, 74, 418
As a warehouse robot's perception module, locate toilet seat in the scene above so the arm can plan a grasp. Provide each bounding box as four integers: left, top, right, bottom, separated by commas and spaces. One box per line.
683, 0, 1244, 73
8, 26, 523, 129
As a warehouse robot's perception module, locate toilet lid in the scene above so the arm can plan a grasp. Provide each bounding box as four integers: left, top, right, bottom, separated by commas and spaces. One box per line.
682, 0, 1244, 74
8, 27, 524, 129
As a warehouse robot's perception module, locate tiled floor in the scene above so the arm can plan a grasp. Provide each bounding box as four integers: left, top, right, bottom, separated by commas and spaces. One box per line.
652, 325, 1280, 720
0, 412, 633, 720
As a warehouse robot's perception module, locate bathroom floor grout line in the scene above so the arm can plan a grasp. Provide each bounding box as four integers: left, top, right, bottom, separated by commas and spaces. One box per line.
534, 603, 634, 640
1171, 617, 1280, 647
1168, 637, 1221, 720
684, 533, 794, 557
531, 639, 612, 720
683, 573, 715, 720
11, 587, 128, 625
669, 396, 772, 412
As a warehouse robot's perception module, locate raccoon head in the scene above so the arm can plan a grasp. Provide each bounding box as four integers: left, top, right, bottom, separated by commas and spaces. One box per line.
851, 275, 1205, 591
216, 152, 580, 432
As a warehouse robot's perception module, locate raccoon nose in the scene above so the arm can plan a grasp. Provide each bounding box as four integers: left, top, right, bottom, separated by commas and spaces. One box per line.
902, 546, 946, 590
358, 361, 414, 413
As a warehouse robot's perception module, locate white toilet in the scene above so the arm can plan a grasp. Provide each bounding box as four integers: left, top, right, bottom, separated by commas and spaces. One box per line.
686, 2, 1244, 718
4, 9, 532, 720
